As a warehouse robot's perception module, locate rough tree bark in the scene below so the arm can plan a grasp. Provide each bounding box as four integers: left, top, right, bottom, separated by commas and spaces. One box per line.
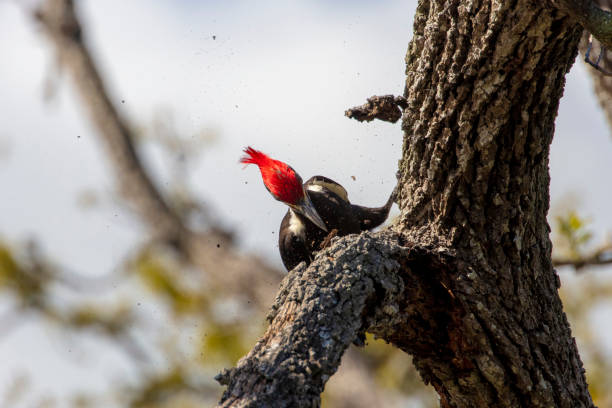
217, 0, 596, 407
396, 0, 589, 405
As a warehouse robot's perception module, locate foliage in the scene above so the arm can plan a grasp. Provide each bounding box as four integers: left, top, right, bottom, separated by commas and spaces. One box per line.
555, 211, 594, 259
559, 276, 612, 408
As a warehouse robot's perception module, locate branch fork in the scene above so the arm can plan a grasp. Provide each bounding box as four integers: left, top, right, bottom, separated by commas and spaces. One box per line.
215, 231, 459, 407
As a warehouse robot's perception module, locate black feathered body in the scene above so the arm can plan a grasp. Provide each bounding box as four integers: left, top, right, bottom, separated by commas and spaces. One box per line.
279, 176, 394, 271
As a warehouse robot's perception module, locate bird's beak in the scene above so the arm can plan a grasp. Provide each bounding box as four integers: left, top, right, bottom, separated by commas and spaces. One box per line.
295, 195, 328, 232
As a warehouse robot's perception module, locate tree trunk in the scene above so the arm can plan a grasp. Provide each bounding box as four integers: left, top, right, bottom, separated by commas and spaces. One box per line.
216, 0, 595, 406
395, 0, 591, 405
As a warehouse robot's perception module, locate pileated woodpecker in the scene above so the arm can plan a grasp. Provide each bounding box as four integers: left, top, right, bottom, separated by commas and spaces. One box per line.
241, 147, 395, 271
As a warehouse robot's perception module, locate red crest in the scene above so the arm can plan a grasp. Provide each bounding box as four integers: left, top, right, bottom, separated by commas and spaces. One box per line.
240, 147, 304, 205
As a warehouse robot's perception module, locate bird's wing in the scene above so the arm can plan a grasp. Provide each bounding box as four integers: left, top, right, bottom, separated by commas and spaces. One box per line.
305, 177, 361, 234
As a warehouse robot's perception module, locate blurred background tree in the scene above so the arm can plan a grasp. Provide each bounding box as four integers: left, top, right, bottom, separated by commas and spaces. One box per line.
1, 0, 612, 407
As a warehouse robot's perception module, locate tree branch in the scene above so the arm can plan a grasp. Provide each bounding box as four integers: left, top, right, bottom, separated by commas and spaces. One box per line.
553, 243, 612, 270
215, 231, 444, 407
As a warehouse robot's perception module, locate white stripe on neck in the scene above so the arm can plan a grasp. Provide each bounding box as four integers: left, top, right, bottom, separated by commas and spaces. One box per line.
288, 209, 306, 237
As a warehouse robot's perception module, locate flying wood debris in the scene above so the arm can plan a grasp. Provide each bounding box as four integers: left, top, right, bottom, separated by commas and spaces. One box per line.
345, 95, 407, 123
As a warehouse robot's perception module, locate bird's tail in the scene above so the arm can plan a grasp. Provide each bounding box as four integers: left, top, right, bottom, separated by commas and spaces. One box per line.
353, 185, 397, 230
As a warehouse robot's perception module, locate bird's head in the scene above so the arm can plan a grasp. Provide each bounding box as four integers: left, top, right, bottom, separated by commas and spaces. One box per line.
240, 146, 327, 231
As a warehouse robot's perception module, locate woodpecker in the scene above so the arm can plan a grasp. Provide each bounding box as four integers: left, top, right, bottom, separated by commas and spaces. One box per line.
241, 146, 395, 271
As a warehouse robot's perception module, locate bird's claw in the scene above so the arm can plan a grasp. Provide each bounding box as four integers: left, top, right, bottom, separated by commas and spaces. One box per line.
319, 229, 339, 250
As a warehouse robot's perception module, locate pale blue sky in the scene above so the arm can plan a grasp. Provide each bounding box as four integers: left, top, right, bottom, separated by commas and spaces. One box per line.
1, 0, 612, 405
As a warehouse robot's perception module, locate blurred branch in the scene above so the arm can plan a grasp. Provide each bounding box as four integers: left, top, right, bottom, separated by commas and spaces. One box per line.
553, 243, 612, 270
33, 0, 283, 307
61, 306, 148, 361
34, 0, 186, 246
127, 366, 218, 408
551, 211, 612, 270
0, 241, 145, 359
